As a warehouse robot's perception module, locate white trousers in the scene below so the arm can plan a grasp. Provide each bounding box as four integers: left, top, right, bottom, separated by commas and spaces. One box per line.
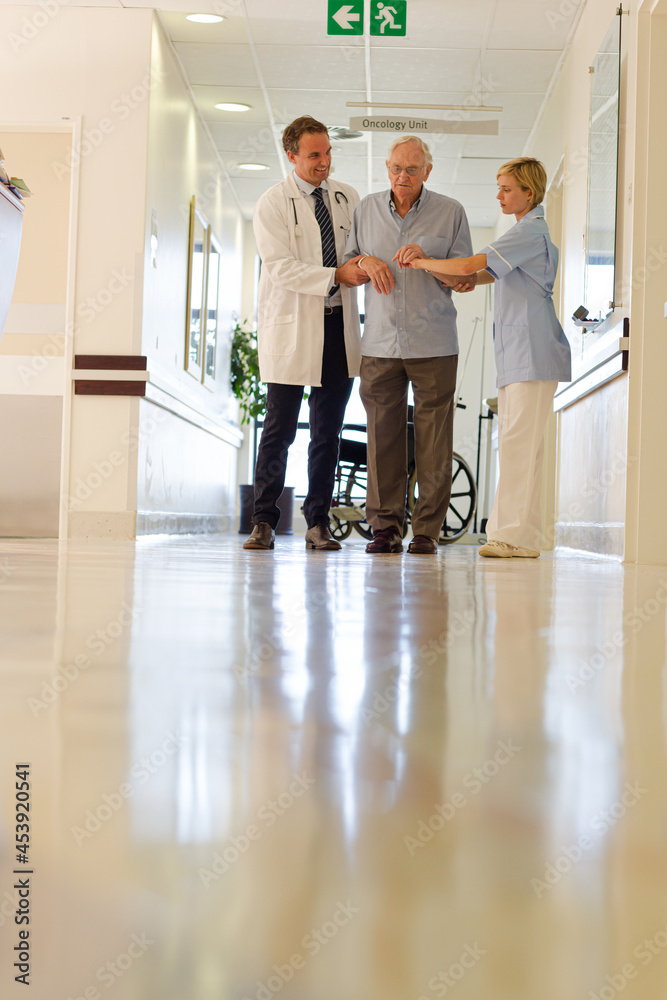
486, 380, 558, 551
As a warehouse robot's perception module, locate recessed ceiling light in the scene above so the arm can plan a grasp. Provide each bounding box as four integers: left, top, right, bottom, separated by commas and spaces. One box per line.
215, 102, 252, 112
186, 14, 226, 23
238, 163, 269, 171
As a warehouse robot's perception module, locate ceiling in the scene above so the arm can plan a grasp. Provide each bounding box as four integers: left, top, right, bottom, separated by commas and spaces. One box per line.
157, 0, 585, 227
4, 0, 585, 226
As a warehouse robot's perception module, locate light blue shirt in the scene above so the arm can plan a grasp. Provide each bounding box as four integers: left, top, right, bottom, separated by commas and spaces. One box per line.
344, 187, 473, 358
482, 206, 572, 388
293, 173, 342, 308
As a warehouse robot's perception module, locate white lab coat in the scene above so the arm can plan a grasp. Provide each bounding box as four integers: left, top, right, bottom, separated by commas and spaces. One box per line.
253, 171, 361, 386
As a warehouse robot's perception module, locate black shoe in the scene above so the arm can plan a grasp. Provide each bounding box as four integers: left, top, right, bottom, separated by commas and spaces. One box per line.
243, 522, 275, 550
407, 534, 438, 554
365, 527, 403, 554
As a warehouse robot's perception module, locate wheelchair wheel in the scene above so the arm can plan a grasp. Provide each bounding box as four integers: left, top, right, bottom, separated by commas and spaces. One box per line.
406, 452, 477, 545
328, 514, 353, 541
344, 465, 373, 540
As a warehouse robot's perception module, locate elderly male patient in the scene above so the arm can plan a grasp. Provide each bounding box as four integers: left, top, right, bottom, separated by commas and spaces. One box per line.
344, 136, 475, 555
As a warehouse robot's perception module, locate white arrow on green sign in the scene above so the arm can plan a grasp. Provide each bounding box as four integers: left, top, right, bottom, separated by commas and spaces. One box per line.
328, 0, 364, 35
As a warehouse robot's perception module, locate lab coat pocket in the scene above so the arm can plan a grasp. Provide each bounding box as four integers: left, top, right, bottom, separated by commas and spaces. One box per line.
262, 312, 297, 356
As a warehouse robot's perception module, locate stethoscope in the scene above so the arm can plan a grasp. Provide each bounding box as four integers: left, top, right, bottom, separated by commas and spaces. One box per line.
290, 189, 352, 237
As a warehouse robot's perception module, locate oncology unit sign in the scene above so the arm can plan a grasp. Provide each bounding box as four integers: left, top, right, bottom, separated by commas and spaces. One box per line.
349, 116, 499, 135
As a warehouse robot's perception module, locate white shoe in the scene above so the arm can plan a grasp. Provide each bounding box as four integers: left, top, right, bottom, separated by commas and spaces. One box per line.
478, 539, 539, 559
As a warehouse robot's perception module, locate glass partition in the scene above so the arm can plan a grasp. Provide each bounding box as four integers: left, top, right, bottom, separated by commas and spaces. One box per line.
584, 12, 622, 322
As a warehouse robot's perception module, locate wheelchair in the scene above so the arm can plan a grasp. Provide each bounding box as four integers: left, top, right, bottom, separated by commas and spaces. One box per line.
329, 404, 477, 545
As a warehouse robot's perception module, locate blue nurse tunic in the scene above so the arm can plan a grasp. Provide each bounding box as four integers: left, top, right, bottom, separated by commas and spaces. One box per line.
482, 205, 572, 389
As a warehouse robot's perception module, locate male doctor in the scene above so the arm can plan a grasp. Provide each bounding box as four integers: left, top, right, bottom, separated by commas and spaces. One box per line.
244, 116, 369, 551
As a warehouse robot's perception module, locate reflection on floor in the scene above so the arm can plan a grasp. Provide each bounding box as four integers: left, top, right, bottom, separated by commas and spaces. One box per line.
1, 535, 667, 1000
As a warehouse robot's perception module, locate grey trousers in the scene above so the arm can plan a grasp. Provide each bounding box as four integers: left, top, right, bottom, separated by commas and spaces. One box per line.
360, 355, 458, 539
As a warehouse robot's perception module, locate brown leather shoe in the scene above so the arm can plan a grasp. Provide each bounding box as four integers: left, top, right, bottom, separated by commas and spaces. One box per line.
365, 526, 403, 554
305, 524, 341, 550
407, 534, 438, 554
243, 522, 275, 550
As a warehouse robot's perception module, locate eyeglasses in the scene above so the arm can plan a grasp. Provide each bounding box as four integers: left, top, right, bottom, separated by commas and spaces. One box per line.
388, 164, 424, 176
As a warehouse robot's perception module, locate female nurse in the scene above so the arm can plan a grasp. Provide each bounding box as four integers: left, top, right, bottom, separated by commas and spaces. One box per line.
395, 157, 571, 558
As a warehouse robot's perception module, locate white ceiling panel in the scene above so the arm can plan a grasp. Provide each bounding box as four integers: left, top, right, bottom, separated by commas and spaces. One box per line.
253, 45, 366, 90
370, 48, 480, 94
266, 90, 372, 126
174, 42, 261, 87
157, 0, 582, 219
483, 49, 561, 91
488, 1, 577, 50
207, 120, 284, 150
461, 130, 532, 157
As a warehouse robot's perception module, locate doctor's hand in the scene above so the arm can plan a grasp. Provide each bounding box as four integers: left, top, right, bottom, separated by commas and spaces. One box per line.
357, 256, 395, 296
335, 257, 371, 288
393, 244, 429, 269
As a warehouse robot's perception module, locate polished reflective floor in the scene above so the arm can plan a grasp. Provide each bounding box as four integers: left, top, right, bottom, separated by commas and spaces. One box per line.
2, 534, 667, 1000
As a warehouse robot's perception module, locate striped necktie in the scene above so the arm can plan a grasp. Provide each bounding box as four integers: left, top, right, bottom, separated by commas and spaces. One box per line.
312, 187, 339, 296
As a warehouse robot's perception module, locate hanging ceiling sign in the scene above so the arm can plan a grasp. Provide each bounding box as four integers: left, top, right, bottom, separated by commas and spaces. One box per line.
349, 116, 499, 135
328, 1, 364, 34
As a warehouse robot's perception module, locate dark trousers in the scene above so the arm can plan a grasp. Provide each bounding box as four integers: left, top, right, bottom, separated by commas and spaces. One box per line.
253, 312, 353, 530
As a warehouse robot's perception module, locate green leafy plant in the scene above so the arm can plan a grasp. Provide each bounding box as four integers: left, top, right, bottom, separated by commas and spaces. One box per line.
230, 321, 267, 425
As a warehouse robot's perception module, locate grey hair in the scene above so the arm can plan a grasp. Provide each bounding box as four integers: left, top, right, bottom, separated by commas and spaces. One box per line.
387, 135, 433, 168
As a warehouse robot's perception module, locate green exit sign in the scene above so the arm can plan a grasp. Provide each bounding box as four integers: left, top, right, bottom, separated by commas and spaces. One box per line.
370, 0, 407, 36
328, 1, 364, 35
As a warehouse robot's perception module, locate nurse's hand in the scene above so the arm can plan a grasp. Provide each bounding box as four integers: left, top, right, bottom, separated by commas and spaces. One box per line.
393, 244, 428, 268
357, 256, 395, 295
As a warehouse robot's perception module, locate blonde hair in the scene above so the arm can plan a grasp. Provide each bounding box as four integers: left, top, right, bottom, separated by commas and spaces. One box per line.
387, 135, 433, 168
497, 157, 547, 206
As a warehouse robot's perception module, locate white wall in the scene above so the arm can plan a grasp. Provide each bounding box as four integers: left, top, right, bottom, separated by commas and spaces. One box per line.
0, 7, 154, 539
527, 0, 634, 556
0, 7, 247, 538
136, 16, 244, 531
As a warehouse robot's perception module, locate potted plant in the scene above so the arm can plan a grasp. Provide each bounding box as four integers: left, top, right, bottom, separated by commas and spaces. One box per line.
230, 320, 266, 424
230, 321, 294, 534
